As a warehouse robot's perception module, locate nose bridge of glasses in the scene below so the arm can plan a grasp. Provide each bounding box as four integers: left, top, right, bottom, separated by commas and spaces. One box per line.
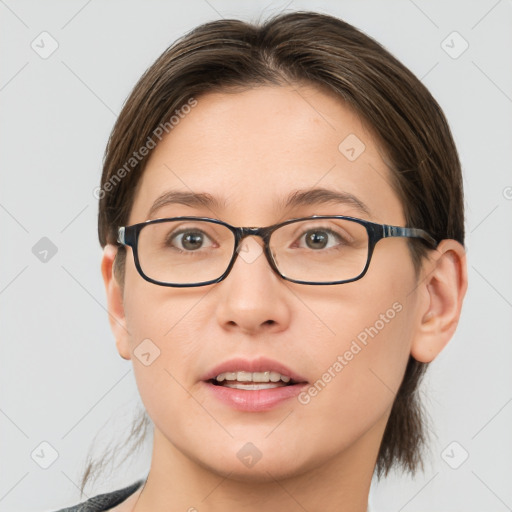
234, 227, 270, 265
237, 228, 265, 253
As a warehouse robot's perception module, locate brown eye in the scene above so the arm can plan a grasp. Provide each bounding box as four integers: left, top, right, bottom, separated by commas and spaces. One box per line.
304, 230, 329, 249
298, 228, 348, 250
176, 231, 205, 250
167, 229, 213, 251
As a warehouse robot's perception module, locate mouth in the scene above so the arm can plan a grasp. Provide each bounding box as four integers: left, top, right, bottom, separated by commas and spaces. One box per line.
201, 358, 309, 412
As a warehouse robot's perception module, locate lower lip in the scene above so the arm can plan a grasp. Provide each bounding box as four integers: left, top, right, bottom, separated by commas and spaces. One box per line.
202, 381, 309, 412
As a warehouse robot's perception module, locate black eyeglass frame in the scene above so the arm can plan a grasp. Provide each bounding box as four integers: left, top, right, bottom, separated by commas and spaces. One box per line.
117, 215, 438, 287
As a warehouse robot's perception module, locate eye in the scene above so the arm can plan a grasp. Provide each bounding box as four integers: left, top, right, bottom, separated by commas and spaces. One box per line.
168, 229, 215, 251
298, 228, 347, 250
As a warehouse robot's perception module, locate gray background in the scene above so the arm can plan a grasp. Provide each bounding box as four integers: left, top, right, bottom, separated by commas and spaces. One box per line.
1, 0, 511, 511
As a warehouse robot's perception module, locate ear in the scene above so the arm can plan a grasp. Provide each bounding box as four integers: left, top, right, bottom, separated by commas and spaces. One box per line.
410, 239, 468, 363
101, 244, 131, 360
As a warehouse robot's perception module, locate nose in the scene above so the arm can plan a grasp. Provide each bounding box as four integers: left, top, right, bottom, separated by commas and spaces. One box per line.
214, 235, 291, 335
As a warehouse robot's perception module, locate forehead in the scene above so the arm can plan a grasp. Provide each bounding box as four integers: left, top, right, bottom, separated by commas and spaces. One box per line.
128, 85, 404, 226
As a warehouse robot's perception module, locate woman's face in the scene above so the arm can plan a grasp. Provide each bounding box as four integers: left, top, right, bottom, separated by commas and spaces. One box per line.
113, 84, 424, 481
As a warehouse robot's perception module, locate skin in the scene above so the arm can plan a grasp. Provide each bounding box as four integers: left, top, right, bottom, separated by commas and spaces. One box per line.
101, 84, 467, 512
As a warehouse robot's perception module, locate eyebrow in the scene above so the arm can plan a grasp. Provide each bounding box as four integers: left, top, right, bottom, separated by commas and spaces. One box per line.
147, 187, 372, 219
281, 187, 372, 217
147, 191, 225, 219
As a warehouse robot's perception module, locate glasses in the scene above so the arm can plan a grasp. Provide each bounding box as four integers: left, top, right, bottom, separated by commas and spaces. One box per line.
117, 215, 438, 287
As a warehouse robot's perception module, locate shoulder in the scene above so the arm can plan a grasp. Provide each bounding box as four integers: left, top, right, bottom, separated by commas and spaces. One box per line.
51, 479, 145, 512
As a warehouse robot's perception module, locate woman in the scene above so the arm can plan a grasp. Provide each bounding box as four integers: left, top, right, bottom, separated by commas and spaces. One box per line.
55, 10, 467, 512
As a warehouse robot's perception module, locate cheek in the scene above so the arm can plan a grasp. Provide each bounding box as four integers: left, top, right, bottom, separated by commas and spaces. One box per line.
123, 260, 211, 345
295, 247, 417, 432
121, 276, 203, 398
294, 296, 413, 453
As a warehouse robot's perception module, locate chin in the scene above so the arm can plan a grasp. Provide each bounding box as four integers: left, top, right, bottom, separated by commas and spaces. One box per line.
199, 456, 310, 484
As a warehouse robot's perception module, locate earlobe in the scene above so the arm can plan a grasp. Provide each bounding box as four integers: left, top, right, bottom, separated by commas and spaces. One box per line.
410, 240, 468, 363
101, 244, 131, 361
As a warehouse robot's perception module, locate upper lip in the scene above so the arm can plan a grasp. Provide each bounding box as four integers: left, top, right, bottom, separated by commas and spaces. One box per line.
201, 356, 308, 383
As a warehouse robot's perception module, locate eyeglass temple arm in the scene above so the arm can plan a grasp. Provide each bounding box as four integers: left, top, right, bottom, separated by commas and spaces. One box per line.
382, 225, 437, 246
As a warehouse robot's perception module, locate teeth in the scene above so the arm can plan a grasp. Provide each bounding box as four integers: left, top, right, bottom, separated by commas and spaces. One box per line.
214, 371, 292, 383
222, 382, 285, 390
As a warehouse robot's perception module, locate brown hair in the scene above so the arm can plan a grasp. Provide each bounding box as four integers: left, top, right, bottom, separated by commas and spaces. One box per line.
85, 10, 464, 495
